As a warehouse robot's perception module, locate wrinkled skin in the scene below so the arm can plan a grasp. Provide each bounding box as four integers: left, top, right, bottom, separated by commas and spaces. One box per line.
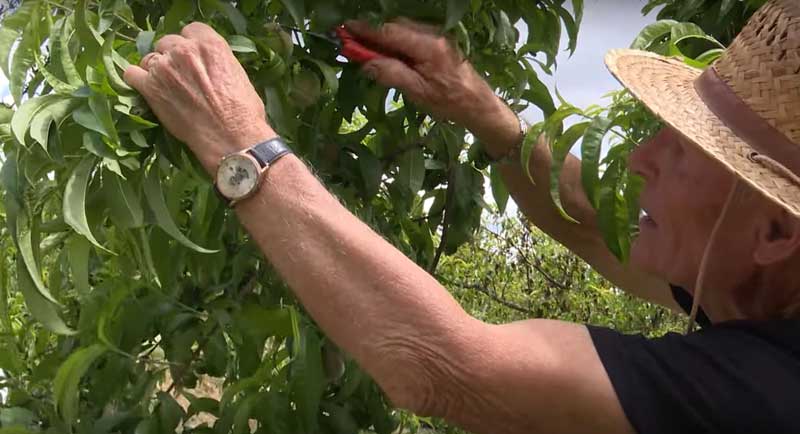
124, 20, 800, 325
630, 127, 800, 320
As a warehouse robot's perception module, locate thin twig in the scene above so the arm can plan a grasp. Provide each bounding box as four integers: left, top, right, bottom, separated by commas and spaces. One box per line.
482, 227, 569, 292
444, 279, 537, 316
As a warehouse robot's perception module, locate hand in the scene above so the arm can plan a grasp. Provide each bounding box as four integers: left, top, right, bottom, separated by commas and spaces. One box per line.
345, 19, 522, 151
124, 22, 276, 174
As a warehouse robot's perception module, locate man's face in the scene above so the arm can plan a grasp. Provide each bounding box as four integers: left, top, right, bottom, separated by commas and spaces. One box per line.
628, 127, 738, 291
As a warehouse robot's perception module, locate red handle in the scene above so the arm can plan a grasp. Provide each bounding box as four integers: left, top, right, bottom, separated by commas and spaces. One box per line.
335, 26, 385, 64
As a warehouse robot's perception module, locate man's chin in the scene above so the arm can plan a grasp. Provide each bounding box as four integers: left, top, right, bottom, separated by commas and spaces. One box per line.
629, 239, 660, 276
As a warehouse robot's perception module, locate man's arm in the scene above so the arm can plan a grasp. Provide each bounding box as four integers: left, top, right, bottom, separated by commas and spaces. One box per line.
347, 20, 679, 310
124, 22, 635, 434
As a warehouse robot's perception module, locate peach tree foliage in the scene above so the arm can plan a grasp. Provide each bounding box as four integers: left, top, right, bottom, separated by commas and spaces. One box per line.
0, 0, 583, 432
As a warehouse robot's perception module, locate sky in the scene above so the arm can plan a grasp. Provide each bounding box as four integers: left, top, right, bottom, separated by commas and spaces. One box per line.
521, 0, 660, 125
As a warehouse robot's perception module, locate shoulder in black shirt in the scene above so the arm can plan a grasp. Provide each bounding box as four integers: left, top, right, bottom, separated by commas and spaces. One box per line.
588, 287, 800, 434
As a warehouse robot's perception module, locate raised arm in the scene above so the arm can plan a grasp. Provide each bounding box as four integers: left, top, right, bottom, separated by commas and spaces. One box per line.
346, 19, 679, 310
124, 23, 635, 434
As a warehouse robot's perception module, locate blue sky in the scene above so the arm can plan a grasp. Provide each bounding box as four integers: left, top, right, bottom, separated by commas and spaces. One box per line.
522, 0, 659, 124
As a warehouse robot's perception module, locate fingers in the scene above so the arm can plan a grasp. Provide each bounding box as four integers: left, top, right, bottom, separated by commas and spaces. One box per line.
362, 57, 426, 100
391, 17, 440, 35
181, 22, 224, 43
123, 65, 149, 94
345, 20, 440, 62
139, 52, 164, 71
155, 34, 187, 53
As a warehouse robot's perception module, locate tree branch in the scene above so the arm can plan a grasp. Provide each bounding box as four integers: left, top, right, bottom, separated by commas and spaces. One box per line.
443, 278, 537, 317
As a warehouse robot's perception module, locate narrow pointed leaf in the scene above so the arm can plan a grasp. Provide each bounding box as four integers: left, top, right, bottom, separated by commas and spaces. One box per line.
102, 33, 133, 92
59, 15, 84, 86
490, 164, 509, 214
143, 166, 217, 254
16, 260, 75, 335
11, 94, 66, 145
16, 212, 60, 305
581, 116, 615, 206
444, 0, 470, 32
54, 344, 106, 424
66, 236, 91, 299
280, 0, 306, 28
549, 122, 589, 222
63, 157, 108, 251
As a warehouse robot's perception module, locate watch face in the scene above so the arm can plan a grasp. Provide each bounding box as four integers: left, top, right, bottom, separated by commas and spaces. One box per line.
216, 154, 261, 200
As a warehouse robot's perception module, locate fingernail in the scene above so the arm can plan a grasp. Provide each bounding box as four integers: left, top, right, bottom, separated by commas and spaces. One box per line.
362, 65, 378, 80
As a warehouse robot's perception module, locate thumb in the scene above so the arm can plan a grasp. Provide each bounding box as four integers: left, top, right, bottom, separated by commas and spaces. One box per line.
362, 57, 425, 100
123, 65, 149, 95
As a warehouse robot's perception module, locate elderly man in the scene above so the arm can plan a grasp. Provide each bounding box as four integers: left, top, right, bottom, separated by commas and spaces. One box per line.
123, 0, 800, 432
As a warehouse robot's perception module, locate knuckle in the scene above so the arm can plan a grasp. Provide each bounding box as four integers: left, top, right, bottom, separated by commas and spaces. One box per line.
432, 38, 450, 55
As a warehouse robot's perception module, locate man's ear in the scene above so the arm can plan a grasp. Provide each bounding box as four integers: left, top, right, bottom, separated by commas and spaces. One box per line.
753, 209, 800, 265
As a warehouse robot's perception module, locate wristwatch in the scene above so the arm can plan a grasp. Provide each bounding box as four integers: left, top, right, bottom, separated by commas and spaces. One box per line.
215, 137, 293, 206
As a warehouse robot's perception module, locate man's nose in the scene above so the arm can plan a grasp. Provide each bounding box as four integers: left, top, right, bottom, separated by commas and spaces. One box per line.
628, 131, 662, 181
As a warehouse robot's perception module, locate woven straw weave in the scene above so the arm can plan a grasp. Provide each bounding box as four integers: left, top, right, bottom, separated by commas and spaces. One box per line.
605, 0, 800, 217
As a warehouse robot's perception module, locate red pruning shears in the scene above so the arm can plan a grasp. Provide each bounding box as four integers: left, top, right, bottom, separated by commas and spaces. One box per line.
282, 25, 390, 64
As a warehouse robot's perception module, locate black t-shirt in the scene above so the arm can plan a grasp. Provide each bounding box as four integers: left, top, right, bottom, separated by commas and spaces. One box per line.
588, 286, 800, 434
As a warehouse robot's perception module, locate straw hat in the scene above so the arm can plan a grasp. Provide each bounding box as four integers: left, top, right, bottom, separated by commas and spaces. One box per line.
605, 0, 800, 217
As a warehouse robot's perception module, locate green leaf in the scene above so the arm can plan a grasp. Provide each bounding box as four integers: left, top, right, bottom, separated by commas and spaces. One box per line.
520, 123, 544, 185
580, 116, 615, 206
291, 321, 325, 434
34, 52, 77, 95
397, 148, 426, 194
143, 165, 217, 254
54, 344, 107, 425
307, 58, 339, 95
16, 213, 60, 305
280, 0, 306, 28
29, 98, 81, 151
444, 0, 470, 32
9, 7, 40, 104
522, 60, 556, 118
102, 33, 134, 93
75, 0, 103, 60
630, 20, 678, 50
164, 0, 195, 34
553, 4, 579, 55
220, 1, 248, 34
490, 165, 509, 214
59, 15, 85, 86
12, 94, 68, 146
107, 174, 144, 228
64, 157, 108, 251
89, 92, 121, 144
0, 0, 39, 79
596, 160, 626, 261
694, 48, 724, 65
227, 35, 257, 53
136, 31, 156, 57
549, 122, 589, 222
16, 260, 74, 335
66, 236, 91, 299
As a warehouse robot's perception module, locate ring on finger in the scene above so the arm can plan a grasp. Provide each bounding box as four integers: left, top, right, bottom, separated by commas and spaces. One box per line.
141, 52, 163, 71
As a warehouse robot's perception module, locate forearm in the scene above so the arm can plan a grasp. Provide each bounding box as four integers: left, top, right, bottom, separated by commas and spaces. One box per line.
234, 155, 480, 409
468, 98, 599, 246
467, 101, 676, 308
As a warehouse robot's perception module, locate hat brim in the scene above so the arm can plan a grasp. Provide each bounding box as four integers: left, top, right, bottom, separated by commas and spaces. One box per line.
605, 48, 800, 217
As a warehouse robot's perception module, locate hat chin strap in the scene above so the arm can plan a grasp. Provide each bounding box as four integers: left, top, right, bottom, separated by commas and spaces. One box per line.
687, 179, 743, 333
